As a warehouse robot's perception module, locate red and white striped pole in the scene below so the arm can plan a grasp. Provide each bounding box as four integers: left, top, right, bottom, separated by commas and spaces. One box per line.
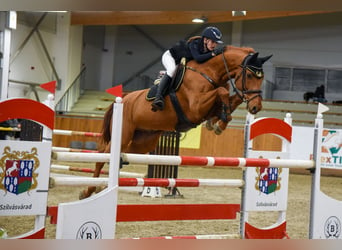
49, 177, 244, 188
53, 129, 102, 137
52, 151, 314, 169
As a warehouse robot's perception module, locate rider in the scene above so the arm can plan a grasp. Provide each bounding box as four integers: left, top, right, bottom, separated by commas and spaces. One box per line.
151, 26, 224, 112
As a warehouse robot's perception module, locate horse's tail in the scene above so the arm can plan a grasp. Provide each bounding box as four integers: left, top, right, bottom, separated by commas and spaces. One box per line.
100, 103, 114, 146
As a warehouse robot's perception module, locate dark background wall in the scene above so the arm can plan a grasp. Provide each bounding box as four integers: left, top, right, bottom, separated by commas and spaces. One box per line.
81, 12, 342, 102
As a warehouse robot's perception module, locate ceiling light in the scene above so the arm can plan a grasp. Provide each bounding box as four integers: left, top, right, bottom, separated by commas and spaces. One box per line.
192, 16, 207, 23
232, 11, 247, 17
34, 11, 68, 13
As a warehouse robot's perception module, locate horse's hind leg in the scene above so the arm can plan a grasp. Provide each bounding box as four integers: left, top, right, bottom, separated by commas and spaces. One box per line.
79, 161, 106, 199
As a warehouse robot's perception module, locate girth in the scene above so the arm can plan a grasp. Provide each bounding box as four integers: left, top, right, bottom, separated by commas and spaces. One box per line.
169, 91, 198, 132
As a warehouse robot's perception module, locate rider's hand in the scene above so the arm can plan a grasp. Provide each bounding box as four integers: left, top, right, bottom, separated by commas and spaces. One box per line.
213, 47, 224, 55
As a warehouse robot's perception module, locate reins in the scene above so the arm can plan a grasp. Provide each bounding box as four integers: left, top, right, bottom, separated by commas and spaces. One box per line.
186, 51, 263, 104
185, 65, 220, 88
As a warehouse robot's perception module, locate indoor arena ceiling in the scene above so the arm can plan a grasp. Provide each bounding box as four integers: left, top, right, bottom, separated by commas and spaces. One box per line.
70, 11, 334, 25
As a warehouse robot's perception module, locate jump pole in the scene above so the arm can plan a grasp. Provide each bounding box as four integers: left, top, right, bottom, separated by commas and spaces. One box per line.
50, 164, 144, 177
52, 151, 313, 169
53, 129, 102, 137
52, 146, 99, 153
0, 128, 102, 137
49, 177, 244, 188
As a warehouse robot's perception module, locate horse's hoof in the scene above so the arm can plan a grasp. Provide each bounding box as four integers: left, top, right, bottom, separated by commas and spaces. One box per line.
214, 129, 222, 135
79, 190, 89, 200
205, 121, 214, 131
213, 123, 223, 135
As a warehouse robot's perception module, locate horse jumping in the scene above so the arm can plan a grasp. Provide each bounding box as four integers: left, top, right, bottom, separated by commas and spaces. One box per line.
80, 45, 272, 199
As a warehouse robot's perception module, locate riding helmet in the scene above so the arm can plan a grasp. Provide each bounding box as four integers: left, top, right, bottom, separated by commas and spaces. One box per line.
202, 26, 223, 44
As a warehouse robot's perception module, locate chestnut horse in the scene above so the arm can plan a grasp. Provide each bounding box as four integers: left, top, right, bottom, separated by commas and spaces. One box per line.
80, 45, 272, 199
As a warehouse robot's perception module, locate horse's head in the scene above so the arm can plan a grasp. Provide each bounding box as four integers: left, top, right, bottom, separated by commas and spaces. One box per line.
223, 49, 272, 114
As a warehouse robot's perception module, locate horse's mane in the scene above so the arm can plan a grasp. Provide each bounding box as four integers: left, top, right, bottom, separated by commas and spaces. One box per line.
225, 45, 256, 54
188, 45, 256, 70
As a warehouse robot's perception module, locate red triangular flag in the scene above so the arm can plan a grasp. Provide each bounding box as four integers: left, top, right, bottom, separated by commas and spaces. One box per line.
106, 85, 123, 97
40, 81, 56, 94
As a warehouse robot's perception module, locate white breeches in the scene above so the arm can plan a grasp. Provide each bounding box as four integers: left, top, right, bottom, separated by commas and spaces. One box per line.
162, 50, 177, 78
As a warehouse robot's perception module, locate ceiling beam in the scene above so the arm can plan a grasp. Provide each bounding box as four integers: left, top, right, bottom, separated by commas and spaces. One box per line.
70, 11, 333, 26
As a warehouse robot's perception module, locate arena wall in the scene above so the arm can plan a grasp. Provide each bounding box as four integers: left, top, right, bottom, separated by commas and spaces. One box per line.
53, 115, 282, 157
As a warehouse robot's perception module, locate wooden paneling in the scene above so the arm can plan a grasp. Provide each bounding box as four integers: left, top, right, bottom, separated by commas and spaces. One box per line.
252, 134, 283, 152
180, 127, 245, 157
70, 11, 331, 26
53, 116, 103, 148
180, 126, 282, 157
53, 116, 282, 156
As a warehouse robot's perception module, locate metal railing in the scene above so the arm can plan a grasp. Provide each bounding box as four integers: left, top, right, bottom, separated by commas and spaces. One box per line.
55, 66, 86, 113
8, 79, 42, 101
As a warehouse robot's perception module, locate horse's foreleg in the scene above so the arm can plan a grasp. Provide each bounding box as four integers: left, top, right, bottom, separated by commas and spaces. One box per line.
205, 117, 218, 131
212, 88, 231, 134
213, 114, 232, 135
213, 94, 244, 134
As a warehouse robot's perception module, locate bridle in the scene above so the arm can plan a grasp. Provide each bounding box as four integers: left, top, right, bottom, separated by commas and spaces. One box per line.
167, 50, 268, 131
185, 50, 264, 122
222, 52, 263, 103
186, 51, 264, 104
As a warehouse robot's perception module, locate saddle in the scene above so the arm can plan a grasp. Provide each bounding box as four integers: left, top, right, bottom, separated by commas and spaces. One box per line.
146, 58, 198, 132
146, 58, 186, 101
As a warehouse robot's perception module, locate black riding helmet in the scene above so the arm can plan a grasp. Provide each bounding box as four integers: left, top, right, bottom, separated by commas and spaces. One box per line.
201, 26, 223, 44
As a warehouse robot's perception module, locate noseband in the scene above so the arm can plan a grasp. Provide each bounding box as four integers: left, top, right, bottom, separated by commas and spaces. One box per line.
222, 53, 263, 103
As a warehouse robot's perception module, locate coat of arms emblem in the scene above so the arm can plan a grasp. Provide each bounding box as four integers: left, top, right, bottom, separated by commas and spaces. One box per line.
255, 167, 282, 195
0, 146, 39, 195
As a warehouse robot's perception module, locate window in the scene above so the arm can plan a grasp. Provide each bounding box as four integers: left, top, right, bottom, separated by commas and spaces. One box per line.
274, 67, 291, 90
292, 68, 325, 91
274, 67, 342, 93
327, 70, 342, 93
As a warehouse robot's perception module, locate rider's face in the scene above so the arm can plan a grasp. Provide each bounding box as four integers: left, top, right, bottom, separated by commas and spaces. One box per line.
204, 38, 218, 51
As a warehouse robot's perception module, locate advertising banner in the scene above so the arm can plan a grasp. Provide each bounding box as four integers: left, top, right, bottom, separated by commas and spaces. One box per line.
291, 126, 342, 169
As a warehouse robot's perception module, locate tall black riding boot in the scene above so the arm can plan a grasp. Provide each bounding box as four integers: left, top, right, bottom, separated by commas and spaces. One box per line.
151, 74, 172, 112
